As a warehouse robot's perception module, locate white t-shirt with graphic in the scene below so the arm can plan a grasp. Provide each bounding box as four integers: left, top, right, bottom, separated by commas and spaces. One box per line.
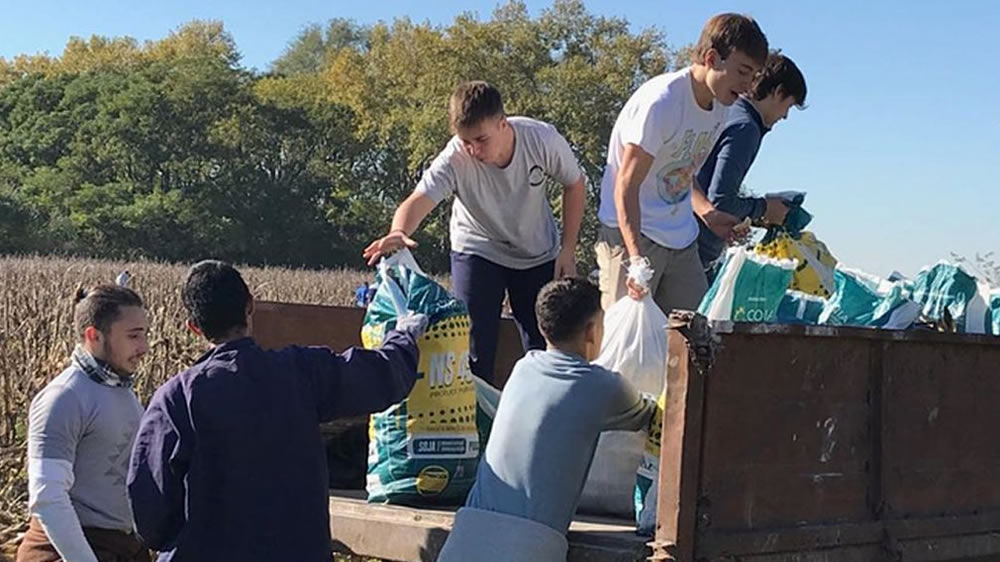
598, 67, 727, 250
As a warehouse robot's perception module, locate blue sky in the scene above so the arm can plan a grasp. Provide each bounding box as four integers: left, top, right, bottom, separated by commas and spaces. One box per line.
3, 0, 998, 276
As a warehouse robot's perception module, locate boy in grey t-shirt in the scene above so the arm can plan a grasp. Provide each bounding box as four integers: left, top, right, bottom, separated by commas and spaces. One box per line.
364, 81, 586, 385
18, 284, 150, 562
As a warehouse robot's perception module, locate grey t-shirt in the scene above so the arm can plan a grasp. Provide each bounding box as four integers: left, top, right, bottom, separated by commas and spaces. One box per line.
27, 366, 145, 532
415, 116, 584, 270
465, 349, 655, 533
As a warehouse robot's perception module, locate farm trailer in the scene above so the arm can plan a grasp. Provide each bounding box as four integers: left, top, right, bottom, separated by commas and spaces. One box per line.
253, 301, 1000, 562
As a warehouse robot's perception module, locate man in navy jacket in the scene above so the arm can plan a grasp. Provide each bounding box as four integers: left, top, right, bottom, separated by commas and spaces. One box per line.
127, 260, 427, 561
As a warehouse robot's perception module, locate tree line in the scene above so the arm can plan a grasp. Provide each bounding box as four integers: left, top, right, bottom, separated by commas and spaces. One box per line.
0, 0, 685, 272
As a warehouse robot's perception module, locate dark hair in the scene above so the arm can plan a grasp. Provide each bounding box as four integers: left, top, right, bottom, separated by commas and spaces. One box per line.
73, 284, 144, 337
448, 81, 505, 131
535, 277, 602, 344
181, 260, 251, 341
694, 13, 769, 68
751, 51, 807, 107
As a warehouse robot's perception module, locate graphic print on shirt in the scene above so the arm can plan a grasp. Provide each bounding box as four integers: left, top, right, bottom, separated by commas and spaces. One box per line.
527, 164, 546, 186
654, 125, 720, 211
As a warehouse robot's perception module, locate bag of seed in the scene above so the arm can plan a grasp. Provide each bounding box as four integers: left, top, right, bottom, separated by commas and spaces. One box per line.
363, 250, 479, 505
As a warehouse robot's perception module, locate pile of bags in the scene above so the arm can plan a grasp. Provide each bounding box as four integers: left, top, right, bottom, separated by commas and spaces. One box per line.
699, 194, 1000, 336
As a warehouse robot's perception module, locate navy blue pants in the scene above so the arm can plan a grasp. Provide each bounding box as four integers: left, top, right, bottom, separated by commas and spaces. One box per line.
450, 252, 554, 385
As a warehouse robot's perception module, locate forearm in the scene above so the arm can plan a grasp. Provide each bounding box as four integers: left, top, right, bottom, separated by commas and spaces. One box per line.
691, 178, 715, 218
614, 146, 653, 258
29, 458, 98, 562
715, 193, 767, 221
560, 177, 586, 249
389, 192, 437, 235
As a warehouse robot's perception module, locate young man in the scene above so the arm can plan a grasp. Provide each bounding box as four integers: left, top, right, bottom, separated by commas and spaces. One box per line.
18, 285, 150, 562
697, 51, 808, 278
437, 278, 656, 562
363, 81, 587, 385
126, 260, 427, 561
596, 13, 769, 313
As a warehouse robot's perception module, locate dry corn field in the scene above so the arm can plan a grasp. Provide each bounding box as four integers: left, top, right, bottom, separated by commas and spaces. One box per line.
0, 254, 391, 555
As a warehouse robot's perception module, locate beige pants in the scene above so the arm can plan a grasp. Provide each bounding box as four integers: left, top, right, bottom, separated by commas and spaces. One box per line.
595, 225, 708, 314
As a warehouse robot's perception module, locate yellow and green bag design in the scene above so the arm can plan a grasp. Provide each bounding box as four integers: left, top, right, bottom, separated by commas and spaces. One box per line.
755, 230, 838, 298
363, 251, 479, 505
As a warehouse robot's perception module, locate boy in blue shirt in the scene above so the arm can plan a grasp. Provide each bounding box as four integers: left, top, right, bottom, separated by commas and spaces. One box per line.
439, 278, 656, 561
696, 52, 808, 279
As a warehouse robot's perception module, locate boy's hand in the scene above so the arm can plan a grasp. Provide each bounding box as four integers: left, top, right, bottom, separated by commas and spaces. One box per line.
701, 209, 742, 242
625, 256, 653, 300
363, 231, 418, 266
395, 313, 430, 340
554, 248, 577, 279
763, 198, 790, 226
626, 276, 647, 300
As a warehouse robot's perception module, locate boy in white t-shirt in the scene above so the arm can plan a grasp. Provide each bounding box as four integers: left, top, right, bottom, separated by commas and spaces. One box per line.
364, 81, 587, 385
596, 13, 769, 313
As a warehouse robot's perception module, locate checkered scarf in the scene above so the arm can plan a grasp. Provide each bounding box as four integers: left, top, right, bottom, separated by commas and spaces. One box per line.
71, 345, 134, 389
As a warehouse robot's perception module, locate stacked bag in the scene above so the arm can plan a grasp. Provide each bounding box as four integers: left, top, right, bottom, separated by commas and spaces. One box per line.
362, 251, 481, 505
698, 192, 1000, 336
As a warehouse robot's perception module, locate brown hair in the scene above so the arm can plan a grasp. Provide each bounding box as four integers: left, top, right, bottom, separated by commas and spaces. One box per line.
448, 81, 505, 131
693, 13, 769, 68
535, 277, 602, 344
73, 284, 144, 337
751, 51, 807, 107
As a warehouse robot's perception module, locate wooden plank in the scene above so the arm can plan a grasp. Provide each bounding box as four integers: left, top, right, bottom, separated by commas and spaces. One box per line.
327, 494, 649, 562
253, 301, 365, 350
887, 511, 1000, 541
697, 521, 883, 558
698, 334, 873, 531
653, 313, 710, 561
252, 300, 525, 387
882, 340, 1000, 517
706, 544, 884, 562
897, 533, 1000, 561
716, 322, 1000, 347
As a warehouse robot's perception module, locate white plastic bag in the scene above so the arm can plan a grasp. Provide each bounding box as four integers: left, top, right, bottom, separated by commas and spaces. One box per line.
577, 293, 668, 517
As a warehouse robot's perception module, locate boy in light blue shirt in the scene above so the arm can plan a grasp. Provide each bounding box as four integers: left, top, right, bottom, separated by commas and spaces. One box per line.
439, 278, 656, 561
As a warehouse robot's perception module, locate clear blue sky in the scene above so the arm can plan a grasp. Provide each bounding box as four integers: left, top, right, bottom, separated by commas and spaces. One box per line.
3, 0, 998, 277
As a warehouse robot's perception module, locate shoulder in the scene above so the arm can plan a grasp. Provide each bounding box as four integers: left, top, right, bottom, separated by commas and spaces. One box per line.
719, 120, 762, 145
508, 116, 558, 135
31, 368, 87, 414
640, 69, 691, 105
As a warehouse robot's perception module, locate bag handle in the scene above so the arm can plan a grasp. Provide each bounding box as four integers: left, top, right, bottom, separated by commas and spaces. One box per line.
376, 249, 426, 318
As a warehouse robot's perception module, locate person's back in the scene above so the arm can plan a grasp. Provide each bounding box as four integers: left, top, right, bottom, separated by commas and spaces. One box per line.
467, 349, 650, 532
438, 278, 655, 562
128, 260, 426, 561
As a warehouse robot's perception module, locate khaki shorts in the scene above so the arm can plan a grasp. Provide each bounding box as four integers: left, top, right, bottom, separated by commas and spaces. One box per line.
595, 225, 708, 314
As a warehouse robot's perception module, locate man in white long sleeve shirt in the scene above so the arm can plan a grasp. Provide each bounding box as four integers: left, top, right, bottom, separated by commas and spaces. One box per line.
17, 284, 150, 562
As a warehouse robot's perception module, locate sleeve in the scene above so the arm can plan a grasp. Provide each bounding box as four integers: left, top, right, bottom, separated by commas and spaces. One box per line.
601, 373, 658, 432
26, 388, 99, 562
618, 94, 681, 158
704, 123, 767, 220
127, 384, 192, 551
541, 125, 585, 186
413, 143, 460, 204
298, 329, 421, 423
